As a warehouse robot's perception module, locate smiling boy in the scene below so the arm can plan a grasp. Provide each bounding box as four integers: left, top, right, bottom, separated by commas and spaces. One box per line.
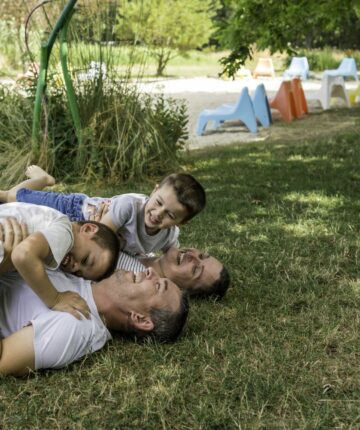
2, 166, 206, 257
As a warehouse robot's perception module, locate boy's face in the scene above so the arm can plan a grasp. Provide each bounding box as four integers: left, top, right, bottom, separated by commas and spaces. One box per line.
144, 184, 188, 234
61, 225, 112, 280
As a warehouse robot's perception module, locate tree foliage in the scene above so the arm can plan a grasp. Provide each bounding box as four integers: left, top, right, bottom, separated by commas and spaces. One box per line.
217, 0, 360, 77
115, 0, 219, 75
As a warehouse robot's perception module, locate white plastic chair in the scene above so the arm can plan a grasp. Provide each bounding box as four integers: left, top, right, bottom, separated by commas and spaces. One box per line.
283, 57, 309, 80
317, 75, 350, 110
323, 58, 358, 81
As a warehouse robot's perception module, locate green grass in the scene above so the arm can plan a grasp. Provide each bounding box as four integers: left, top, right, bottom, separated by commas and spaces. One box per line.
2, 109, 360, 428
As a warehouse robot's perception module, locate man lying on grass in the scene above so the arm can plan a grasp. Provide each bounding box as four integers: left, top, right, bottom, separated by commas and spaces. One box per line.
117, 246, 230, 300
0, 222, 189, 376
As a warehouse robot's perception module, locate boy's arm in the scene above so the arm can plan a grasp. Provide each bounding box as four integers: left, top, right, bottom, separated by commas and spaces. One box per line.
11, 232, 91, 319
0, 325, 35, 376
88, 203, 117, 232
87, 204, 117, 232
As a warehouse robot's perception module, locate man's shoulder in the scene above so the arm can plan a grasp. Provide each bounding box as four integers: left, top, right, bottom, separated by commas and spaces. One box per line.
32, 308, 111, 370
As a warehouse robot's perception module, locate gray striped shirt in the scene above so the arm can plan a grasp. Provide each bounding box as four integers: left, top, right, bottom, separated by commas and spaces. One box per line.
116, 251, 146, 273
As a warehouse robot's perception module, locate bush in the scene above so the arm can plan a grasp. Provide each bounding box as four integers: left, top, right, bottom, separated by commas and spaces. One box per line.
0, 74, 188, 186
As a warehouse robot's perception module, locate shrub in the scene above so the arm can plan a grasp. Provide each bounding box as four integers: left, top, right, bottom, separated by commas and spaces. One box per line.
0, 74, 188, 186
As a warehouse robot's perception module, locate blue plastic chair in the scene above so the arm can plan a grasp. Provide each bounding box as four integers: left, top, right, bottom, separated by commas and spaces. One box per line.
283, 57, 309, 80
323, 57, 358, 81
252, 84, 272, 127
196, 87, 257, 135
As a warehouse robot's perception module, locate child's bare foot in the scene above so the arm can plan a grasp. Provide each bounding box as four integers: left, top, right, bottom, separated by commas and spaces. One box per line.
25, 165, 55, 186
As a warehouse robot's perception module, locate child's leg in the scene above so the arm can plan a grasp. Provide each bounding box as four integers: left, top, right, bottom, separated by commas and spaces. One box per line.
16, 189, 88, 221
0, 165, 55, 203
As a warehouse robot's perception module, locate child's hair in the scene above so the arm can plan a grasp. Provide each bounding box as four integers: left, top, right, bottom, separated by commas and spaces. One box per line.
159, 173, 206, 222
76, 220, 120, 279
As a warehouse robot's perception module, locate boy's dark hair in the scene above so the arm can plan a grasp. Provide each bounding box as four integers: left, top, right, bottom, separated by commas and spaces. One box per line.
159, 173, 206, 222
190, 266, 230, 300
76, 220, 120, 279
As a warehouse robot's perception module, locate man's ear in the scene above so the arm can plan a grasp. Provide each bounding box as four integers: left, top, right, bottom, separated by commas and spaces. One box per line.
129, 311, 154, 332
79, 223, 99, 236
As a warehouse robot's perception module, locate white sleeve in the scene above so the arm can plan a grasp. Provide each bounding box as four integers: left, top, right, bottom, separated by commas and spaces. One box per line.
38, 217, 73, 269
31, 311, 111, 370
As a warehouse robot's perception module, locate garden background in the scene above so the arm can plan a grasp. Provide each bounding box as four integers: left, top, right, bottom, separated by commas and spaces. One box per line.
1, 1, 360, 428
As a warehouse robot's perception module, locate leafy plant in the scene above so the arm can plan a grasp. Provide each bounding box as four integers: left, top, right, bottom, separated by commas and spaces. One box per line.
0, 74, 188, 185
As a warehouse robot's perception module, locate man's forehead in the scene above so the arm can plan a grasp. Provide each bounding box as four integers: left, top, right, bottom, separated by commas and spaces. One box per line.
202, 257, 222, 283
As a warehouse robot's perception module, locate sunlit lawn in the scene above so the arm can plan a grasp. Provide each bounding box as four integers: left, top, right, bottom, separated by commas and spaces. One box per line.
1, 108, 360, 428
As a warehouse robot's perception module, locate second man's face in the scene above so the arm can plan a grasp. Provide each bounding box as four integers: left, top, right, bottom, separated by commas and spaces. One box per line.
159, 247, 223, 295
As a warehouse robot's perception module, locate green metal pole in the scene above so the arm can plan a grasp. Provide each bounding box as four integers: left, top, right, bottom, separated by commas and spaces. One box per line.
31, 0, 78, 155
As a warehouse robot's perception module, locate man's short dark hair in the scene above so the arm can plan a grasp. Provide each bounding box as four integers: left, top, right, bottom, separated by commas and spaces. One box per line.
76, 220, 120, 279
159, 173, 206, 222
190, 266, 230, 300
128, 291, 189, 343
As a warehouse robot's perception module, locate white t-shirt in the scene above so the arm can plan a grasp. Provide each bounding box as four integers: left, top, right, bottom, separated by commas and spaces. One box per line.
0, 202, 73, 269
83, 193, 179, 256
0, 270, 111, 370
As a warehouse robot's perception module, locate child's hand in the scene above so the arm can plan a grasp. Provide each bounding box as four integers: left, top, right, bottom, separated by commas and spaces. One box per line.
88, 201, 110, 223
51, 291, 91, 320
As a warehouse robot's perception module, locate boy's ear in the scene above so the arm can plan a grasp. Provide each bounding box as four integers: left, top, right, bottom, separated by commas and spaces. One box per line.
129, 311, 154, 332
179, 219, 190, 226
79, 223, 99, 236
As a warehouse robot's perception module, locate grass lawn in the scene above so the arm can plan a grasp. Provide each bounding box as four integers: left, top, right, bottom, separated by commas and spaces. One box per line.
1, 108, 360, 428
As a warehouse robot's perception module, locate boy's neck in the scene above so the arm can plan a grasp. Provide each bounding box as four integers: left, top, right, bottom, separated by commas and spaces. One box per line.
145, 225, 160, 236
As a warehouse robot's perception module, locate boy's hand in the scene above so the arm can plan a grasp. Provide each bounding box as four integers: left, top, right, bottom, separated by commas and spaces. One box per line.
51, 291, 91, 320
88, 201, 111, 223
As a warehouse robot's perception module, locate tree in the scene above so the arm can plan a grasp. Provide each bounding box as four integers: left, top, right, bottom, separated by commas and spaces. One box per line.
115, 0, 219, 76
216, 0, 360, 78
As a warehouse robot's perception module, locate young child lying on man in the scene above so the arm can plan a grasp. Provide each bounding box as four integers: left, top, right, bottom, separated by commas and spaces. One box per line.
0, 196, 119, 319
1, 165, 206, 257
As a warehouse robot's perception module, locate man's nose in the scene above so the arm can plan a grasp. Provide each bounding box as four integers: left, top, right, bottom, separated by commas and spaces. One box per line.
145, 267, 158, 280
185, 251, 199, 262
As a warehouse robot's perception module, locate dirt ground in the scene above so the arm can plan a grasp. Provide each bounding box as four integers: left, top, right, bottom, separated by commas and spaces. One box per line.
136, 76, 359, 150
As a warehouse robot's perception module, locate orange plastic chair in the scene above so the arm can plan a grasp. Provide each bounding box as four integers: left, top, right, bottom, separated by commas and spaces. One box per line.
253, 58, 276, 78
270, 81, 296, 122
290, 78, 308, 117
